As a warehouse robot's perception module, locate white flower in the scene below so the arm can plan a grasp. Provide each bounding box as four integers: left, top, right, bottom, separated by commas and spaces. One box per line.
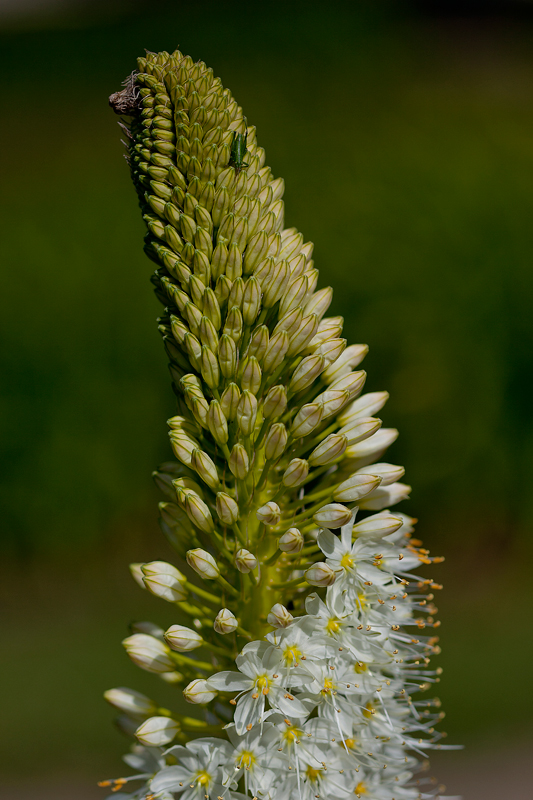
206, 642, 310, 734
266, 619, 337, 679
150, 738, 232, 800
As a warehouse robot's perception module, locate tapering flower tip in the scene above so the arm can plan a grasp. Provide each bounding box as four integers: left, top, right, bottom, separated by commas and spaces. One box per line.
130, 621, 165, 639
228, 443, 250, 479
122, 634, 175, 674
333, 473, 382, 502
164, 624, 203, 652
308, 433, 347, 466
186, 548, 220, 579
355, 462, 405, 486
216, 492, 239, 525
129, 562, 146, 589
353, 512, 404, 539
104, 687, 157, 718
264, 423, 288, 461
234, 548, 258, 573
190, 448, 219, 491
135, 716, 180, 746
339, 416, 382, 446
304, 561, 337, 587
358, 481, 411, 511
184, 492, 215, 533
256, 501, 281, 527
282, 458, 309, 487
278, 527, 304, 553
141, 561, 187, 603
313, 503, 353, 529
267, 603, 294, 628
183, 678, 217, 705
291, 402, 324, 438
337, 390, 389, 425
323, 343, 369, 383
262, 384, 288, 419
214, 608, 238, 634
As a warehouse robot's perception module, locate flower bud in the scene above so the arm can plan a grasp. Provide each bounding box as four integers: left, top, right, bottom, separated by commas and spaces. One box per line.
202, 287, 221, 330
273, 307, 303, 340
244, 230, 269, 273
226, 242, 243, 281
207, 400, 229, 445
242, 276, 261, 325
308, 433, 347, 466
135, 716, 180, 746
214, 608, 238, 634
191, 449, 220, 491
227, 277, 244, 310
224, 306, 243, 342
104, 687, 157, 718
267, 603, 294, 628
264, 423, 288, 461
358, 482, 411, 511
287, 313, 319, 357
165, 624, 203, 651
262, 385, 287, 419
339, 417, 382, 446
240, 356, 262, 394
199, 315, 218, 352
221, 382, 241, 420
355, 462, 405, 486
256, 501, 281, 527
229, 443, 250, 479
338, 391, 389, 425
141, 561, 187, 603
216, 492, 239, 525
191, 396, 209, 428
215, 273, 232, 307
218, 334, 237, 379
304, 562, 337, 587
282, 458, 309, 487
279, 274, 309, 317
353, 512, 404, 539
234, 548, 258, 573
289, 354, 325, 394
263, 330, 290, 374
303, 286, 333, 320
291, 403, 324, 438
247, 325, 269, 363
183, 678, 217, 704
185, 492, 215, 533
313, 503, 353, 529
122, 634, 175, 674
129, 562, 146, 589
329, 370, 366, 399
200, 345, 219, 389
316, 389, 350, 420
278, 527, 304, 553
186, 548, 220, 579
169, 432, 197, 466
333, 473, 382, 502
263, 259, 289, 307
345, 428, 398, 462
323, 343, 368, 383
236, 391, 258, 436
130, 621, 165, 639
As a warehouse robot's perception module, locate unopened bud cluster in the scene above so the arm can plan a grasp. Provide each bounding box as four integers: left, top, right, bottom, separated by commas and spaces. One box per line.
102, 47, 448, 800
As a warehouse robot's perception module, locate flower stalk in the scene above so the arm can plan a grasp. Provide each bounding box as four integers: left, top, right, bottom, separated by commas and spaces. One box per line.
103, 46, 452, 800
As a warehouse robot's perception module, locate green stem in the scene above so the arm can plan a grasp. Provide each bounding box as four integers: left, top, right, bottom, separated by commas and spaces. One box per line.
184, 580, 222, 605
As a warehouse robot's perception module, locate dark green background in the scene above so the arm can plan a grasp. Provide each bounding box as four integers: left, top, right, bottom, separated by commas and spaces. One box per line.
1, 0, 532, 793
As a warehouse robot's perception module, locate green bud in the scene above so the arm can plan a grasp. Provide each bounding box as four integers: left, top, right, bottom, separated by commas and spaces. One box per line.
262, 385, 287, 419
304, 286, 333, 321
247, 325, 269, 363
218, 334, 237, 379
226, 243, 243, 281
185, 333, 202, 370
289, 354, 325, 394
170, 316, 188, 345
186, 548, 220, 579
180, 213, 197, 242
168, 165, 187, 189
221, 383, 241, 420
308, 433, 347, 466
216, 492, 239, 525
262, 330, 289, 374
191, 449, 220, 491
211, 241, 228, 280
191, 396, 209, 428
169, 432, 196, 466
202, 287, 221, 330
273, 307, 303, 340
264, 422, 288, 461
165, 224, 184, 255
243, 230, 269, 274
262, 259, 289, 308
279, 274, 309, 317
199, 316, 219, 353
200, 345, 219, 389
240, 356, 262, 395
212, 186, 231, 227
185, 492, 215, 533
229, 443, 250, 479
242, 276, 261, 326
215, 274, 232, 307
282, 458, 309, 487
207, 400, 229, 445
195, 205, 213, 235
198, 181, 215, 212
236, 390, 258, 436
291, 403, 324, 438
195, 227, 213, 259
164, 201, 181, 227
218, 212, 234, 241
193, 249, 211, 284
287, 314, 319, 357
185, 302, 202, 337
227, 277, 244, 310
223, 306, 243, 343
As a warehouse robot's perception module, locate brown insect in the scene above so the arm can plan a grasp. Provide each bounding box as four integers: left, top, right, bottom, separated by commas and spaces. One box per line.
109, 71, 141, 116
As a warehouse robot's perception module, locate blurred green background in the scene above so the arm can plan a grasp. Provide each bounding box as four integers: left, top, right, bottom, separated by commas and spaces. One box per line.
1, 0, 532, 797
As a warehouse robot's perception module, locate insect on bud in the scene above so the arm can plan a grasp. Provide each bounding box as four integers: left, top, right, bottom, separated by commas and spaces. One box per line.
141, 561, 187, 603
267, 603, 294, 628
234, 548, 258, 573
183, 678, 217, 705
256, 501, 281, 527
229, 443, 250, 479
313, 503, 353, 529
186, 548, 220, 579
104, 688, 157, 719
214, 608, 238, 634
308, 433, 347, 466
278, 527, 304, 553
282, 458, 309, 488
164, 624, 203, 652
264, 423, 288, 461
122, 634, 175, 674
262, 385, 287, 419
304, 562, 337, 587
135, 716, 180, 747
216, 492, 240, 526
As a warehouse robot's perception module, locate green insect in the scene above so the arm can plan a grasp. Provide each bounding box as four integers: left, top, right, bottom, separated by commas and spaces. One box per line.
229, 128, 249, 174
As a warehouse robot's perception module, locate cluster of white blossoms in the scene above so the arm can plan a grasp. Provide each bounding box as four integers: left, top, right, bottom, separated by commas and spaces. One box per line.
103, 48, 455, 800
